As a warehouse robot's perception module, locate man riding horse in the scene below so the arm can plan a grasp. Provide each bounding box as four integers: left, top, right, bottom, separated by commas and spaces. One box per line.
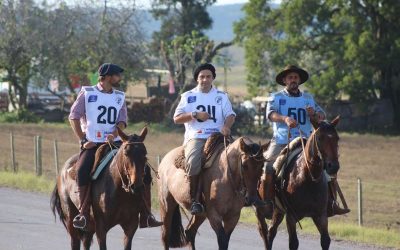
261, 65, 350, 216
68, 63, 162, 229
173, 63, 236, 215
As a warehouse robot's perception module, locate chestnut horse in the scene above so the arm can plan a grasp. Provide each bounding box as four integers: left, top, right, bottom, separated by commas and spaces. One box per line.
256, 117, 341, 250
51, 127, 148, 250
158, 134, 269, 250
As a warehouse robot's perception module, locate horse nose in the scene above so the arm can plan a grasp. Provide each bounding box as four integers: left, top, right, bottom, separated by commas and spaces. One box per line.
244, 194, 265, 207
326, 161, 340, 175
130, 182, 144, 194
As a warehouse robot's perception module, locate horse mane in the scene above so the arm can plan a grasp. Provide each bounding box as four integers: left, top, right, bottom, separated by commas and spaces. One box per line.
203, 132, 230, 162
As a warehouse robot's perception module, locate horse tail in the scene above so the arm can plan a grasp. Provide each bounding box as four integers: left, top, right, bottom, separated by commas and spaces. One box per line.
50, 183, 67, 229
168, 205, 188, 248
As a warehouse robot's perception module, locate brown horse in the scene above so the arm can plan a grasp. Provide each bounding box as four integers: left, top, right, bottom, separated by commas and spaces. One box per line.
256, 116, 341, 250
51, 127, 148, 250
158, 134, 270, 250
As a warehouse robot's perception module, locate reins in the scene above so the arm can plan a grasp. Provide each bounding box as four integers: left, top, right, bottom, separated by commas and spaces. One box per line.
224, 136, 246, 197
107, 140, 150, 193
298, 127, 323, 182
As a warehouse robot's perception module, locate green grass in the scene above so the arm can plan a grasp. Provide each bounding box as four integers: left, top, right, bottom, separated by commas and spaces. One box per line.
0, 170, 55, 194
240, 207, 400, 249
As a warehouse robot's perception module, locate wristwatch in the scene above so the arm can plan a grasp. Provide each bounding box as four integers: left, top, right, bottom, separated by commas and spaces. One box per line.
80, 137, 88, 146
191, 111, 198, 119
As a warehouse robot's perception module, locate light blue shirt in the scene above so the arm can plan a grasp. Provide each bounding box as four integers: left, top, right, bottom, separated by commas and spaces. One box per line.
266, 89, 325, 144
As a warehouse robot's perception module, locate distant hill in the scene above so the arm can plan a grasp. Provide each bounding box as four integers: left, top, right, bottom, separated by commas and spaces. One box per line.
139, 3, 278, 42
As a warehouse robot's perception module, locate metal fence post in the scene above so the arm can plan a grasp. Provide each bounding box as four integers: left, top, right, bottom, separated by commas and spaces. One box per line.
36, 136, 42, 176
358, 178, 363, 226
10, 132, 16, 172
54, 140, 59, 175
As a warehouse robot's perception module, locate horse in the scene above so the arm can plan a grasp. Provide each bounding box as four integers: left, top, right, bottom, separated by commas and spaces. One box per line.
255, 116, 341, 250
51, 127, 148, 250
158, 134, 270, 250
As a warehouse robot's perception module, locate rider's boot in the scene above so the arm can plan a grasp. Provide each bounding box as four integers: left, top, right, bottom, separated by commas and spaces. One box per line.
139, 184, 163, 228
73, 185, 90, 229
327, 180, 350, 217
189, 174, 204, 215
259, 170, 275, 219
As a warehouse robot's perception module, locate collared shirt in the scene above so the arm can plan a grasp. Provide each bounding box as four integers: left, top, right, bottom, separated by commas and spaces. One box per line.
174, 86, 236, 144
68, 83, 127, 127
266, 89, 325, 144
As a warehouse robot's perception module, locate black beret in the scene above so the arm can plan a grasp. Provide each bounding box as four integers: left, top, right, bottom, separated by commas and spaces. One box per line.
98, 63, 124, 76
193, 63, 216, 80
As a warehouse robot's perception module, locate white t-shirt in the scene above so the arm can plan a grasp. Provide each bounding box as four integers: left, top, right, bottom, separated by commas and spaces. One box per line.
174, 86, 236, 144
83, 86, 125, 143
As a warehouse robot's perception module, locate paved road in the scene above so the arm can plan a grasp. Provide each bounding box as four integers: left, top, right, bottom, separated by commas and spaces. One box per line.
0, 187, 384, 250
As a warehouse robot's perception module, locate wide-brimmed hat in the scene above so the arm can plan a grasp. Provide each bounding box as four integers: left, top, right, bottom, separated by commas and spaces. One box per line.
276, 65, 309, 86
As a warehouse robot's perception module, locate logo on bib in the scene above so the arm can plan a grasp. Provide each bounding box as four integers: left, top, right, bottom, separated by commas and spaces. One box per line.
279, 99, 286, 105
116, 97, 122, 105
95, 131, 103, 140
215, 96, 222, 105
88, 95, 98, 102
188, 96, 196, 103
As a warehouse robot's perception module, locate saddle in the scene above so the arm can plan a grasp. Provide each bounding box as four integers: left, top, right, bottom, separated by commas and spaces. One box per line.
174, 133, 231, 171
274, 137, 306, 180
68, 144, 118, 181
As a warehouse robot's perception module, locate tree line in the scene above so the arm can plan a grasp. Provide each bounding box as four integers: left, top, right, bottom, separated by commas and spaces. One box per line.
235, 0, 400, 130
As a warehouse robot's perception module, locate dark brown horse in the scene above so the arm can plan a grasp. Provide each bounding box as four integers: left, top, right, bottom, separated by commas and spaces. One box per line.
256, 117, 341, 250
51, 127, 148, 250
158, 134, 269, 250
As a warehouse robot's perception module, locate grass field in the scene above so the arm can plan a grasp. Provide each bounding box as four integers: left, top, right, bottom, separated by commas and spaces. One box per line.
0, 122, 399, 248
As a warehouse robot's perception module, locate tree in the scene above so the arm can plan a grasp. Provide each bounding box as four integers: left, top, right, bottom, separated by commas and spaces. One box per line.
0, 0, 45, 109
235, 0, 400, 130
234, 0, 275, 96
151, 0, 232, 88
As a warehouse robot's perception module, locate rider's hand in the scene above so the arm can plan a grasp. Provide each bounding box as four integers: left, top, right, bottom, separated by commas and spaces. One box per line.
105, 134, 115, 143
197, 111, 210, 121
284, 116, 297, 128
83, 141, 96, 149
221, 125, 231, 136
306, 106, 315, 117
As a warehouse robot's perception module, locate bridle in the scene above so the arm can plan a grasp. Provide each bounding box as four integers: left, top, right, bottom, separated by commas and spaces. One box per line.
108, 140, 146, 194
224, 137, 266, 197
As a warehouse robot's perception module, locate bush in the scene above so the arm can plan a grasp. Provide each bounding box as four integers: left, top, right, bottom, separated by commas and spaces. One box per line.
0, 109, 43, 123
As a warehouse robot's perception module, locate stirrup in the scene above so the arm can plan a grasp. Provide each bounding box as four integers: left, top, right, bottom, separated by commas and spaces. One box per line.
72, 214, 87, 229
190, 201, 204, 215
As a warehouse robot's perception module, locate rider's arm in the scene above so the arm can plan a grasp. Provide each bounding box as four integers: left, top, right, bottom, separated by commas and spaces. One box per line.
68, 91, 86, 141
174, 112, 194, 124
69, 119, 86, 141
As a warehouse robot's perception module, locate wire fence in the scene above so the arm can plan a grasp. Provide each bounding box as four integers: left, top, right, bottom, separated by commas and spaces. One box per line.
0, 131, 399, 230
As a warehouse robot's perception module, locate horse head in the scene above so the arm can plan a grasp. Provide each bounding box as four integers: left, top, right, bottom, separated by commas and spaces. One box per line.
311, 116, 341, 176
116, 126, 148, 194
239, 138, 270, 207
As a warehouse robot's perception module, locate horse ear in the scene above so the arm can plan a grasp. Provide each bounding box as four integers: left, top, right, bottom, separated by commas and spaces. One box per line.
331, 115, 340, 127
138, 126, 148, 142
239, 138, 251, 154
117, 127, 129, 142
261, 140, 270, 152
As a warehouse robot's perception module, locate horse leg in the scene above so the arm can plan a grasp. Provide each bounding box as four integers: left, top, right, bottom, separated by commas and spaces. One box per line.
208, 213, 229, 250
185, 214, 206, 250
121, 217, 139, 250
82, 231, 94, 250
286, 214, 299, 250
95, 219, 107, 250
312, 215, 331, 250
255, 206, 269, 249
267, 210, 284, 250
221, 212, 241, 249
